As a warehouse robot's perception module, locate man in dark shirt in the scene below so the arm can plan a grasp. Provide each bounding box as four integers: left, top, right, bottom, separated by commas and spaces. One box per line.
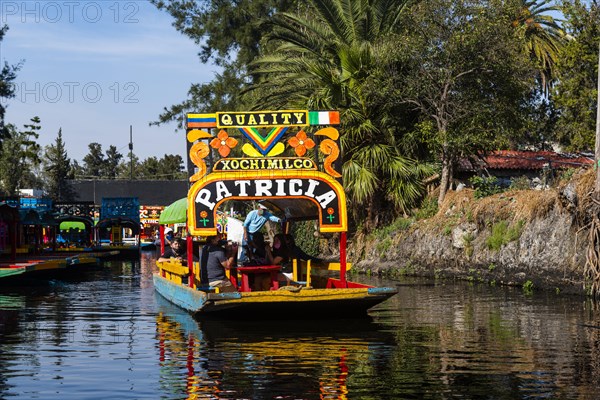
158, 237, 187, 265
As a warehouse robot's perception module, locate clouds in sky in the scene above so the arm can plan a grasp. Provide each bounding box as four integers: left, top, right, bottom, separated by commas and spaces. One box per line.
1, 1, 214, 162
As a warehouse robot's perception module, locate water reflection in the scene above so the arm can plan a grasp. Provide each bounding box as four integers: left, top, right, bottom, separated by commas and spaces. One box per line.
155, 296, 395, 400
368, 278, 600, 399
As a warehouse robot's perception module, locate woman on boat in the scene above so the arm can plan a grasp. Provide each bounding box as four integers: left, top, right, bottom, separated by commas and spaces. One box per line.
272, 233, 295, 285
248, 231, 269, 265
271, 234, 290, 265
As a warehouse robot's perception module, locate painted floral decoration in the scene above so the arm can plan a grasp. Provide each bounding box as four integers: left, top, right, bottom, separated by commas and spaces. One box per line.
210, 130, 238, 157
288, 130, 315, 157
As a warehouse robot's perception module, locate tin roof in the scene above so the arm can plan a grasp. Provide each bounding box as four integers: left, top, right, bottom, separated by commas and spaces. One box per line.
459, 150, 593, 171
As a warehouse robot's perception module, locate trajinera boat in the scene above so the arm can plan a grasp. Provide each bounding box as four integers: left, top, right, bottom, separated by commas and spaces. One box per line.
153, 109, 398, 318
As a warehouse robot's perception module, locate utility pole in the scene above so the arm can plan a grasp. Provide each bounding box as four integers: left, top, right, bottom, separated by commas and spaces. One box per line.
129, 125, 133, 181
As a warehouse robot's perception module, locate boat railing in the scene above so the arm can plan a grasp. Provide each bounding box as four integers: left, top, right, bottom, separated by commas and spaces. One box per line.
292, 258, 312, 287
157, 259, 190, 285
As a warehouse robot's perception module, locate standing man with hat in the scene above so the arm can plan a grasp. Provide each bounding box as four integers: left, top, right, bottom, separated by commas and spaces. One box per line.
240, 204, 282, 264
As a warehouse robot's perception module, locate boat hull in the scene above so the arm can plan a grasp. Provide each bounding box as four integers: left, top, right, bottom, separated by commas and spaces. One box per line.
0, 254, 102, 286
92, 245, 138, 258
153, 273, 208, 312
153, 273, 397, 318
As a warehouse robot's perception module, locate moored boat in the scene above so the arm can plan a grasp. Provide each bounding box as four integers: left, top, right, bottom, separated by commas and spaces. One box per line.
0, 251, 111, 286
93, 197, 141, 258
153, 109, 398, 318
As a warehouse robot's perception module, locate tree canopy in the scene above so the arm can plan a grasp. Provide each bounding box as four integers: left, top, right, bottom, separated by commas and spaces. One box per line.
552, 0, 600, 151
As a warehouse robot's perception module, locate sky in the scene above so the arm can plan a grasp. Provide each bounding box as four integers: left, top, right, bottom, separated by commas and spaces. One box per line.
0, 0, 216, 163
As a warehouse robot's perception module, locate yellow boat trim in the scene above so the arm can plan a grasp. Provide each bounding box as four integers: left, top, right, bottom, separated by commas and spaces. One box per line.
157, 260, 189, 277
71, 257, 98, 265
210, 288, 371, 305
30, 260, 67, 271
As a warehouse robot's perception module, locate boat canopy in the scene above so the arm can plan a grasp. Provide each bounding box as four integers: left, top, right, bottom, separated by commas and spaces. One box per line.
96, 217, 140, 234
159, 198, 187, 225
59, 221, 87, 231
56, 215, 95, 228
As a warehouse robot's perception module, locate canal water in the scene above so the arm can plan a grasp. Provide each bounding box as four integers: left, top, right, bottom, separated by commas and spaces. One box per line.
1, 252, 600, 399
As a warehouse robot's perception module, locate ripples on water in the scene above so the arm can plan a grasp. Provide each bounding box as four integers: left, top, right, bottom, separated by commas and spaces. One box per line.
1, 252, 600, 399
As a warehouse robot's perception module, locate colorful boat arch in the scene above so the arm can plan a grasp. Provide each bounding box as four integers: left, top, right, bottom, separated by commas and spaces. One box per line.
187, 169, 347, 236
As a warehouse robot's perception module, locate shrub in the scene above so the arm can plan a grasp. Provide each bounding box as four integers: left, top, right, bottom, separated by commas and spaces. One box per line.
486, 220, 526, 251
470, 176, 504, 199
506, 220, 525, 242
557, 168, 577, 183
291, 221, 320, 256
414, 196, 438, 220
376, 237, 393, 256
374, 217, 413, 240
509, 176, 530, 190
486, 221, 509, 250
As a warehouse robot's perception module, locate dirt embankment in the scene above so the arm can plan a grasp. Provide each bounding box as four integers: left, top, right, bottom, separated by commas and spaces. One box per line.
347, 169, 596, 295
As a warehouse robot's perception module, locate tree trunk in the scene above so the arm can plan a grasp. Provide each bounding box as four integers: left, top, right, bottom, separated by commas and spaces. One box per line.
585, 42, 600, 299
596, 41, 600, 192
438, 156, 451, 207
365, 196, 377, 231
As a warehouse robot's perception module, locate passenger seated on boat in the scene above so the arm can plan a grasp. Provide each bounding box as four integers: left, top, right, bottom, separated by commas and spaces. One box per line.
202, 235, 237, 293
164, 227, 174, 247
247, 231, 269, 266
269, 233, 294, 285
157, 237, 187, 265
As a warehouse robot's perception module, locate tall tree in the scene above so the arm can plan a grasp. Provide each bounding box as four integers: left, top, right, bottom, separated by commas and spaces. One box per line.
0, 25, 22, 145
81, 143, 105, 178
0, 119, 44, 196
552, 0, 600, 151
150, 0, 297, 125
249, 0, 430, 227
43, 128, 75, 201
104, 145, 123, 179
18, 116, 43, 188
117, 153, 142, 179
0, 124, 23, 195
378, 0, 535, 205
513, 0, 566, 93
160, 154, 186, 179
138, 156, 160, 178
20, 116, 41, 163
137, 154, 186, 180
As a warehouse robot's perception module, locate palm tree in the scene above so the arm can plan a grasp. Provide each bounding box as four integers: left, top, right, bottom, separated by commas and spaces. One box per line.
248, 0, 431, 228
513, 0, 566, 92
